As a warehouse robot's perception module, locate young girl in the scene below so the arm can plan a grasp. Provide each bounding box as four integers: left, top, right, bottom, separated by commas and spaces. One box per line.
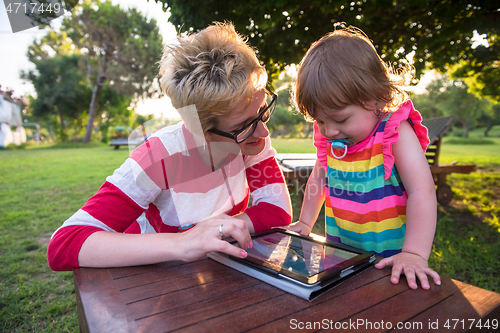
287, 27, 441, 290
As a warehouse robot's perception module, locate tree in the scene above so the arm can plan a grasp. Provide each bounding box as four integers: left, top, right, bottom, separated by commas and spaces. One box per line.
156, 0, 499, 99
437, 80, 491, 138
478, 103, 500, 137
412, 74, 492, 138
60, 0, 163, 142
22, 0, 80, 29
94, 89, 133, 143
264, 71, 313, 138
411, 75, 449, 120
22, 54, 91, 141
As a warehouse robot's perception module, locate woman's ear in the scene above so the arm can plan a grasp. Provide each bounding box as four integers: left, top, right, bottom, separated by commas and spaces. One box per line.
204, 132, 213, 143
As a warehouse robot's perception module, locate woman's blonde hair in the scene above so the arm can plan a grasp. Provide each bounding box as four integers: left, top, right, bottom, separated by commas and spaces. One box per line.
293, 26, 412, 121
159, 22, 267, 132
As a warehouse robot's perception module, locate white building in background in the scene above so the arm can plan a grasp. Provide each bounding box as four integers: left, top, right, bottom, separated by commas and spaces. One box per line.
0, 94, 26, 147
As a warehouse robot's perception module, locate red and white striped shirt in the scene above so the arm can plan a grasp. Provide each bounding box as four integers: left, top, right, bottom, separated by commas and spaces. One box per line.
47, 123, 292, 271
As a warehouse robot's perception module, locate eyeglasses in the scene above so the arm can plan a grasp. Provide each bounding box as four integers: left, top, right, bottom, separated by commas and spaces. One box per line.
209, 89, 277, 144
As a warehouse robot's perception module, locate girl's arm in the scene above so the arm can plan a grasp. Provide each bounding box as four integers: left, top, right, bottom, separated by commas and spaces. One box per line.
282, 160, 326, 235
375, 121, 441, 289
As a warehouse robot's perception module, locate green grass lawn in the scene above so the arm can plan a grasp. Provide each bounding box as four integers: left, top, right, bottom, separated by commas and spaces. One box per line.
0, 144, 130, 332
1, 128, 499, 331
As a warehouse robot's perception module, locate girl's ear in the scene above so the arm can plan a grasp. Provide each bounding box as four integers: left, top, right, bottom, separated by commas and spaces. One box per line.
363, 100, 381, 112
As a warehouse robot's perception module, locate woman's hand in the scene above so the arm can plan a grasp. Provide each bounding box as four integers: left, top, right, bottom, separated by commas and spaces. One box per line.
178, 214, 253, 262
375, 251, 441, 290
277, 221, 312, 235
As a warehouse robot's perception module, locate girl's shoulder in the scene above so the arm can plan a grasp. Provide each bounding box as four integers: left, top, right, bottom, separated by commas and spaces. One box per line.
384, 100, 429, 150
381, 100, 430, 180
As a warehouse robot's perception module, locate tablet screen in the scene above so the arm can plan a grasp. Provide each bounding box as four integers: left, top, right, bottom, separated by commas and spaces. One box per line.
246, 232, 358, 278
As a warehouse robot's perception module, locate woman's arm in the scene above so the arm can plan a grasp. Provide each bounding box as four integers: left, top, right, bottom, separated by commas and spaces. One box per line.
47, 178, 155, 271
375, 121, 441, 289
78, 214, 252, 268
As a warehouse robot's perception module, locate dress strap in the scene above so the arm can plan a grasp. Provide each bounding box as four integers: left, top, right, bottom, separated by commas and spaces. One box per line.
382, 100, 430, 180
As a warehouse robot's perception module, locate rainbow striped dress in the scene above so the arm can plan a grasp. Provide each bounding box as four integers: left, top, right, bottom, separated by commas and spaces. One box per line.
314, 101, 429, 257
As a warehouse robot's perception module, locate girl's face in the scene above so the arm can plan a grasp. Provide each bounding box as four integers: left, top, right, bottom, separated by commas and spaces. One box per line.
209, 89, 270, 156
314, 103, 381, 145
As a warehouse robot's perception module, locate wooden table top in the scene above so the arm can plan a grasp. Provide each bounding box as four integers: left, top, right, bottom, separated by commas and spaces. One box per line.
74, 257, 500, 333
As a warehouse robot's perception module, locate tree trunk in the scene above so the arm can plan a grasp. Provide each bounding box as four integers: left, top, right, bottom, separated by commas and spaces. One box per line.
56, 104, 65, 131
83, 52, 108, 143
484, 123, 493, 137
463, 124, 470, 138
83, 85, 102, 143
56, 104, 68, 141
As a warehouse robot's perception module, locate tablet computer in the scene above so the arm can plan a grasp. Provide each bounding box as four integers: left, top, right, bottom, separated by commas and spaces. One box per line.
227, 230, 375, 287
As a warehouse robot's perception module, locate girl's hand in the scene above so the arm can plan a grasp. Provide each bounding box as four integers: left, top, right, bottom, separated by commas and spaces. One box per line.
375, 252, 441, 290
276, 221, 312, 235
178, 214, 252, 262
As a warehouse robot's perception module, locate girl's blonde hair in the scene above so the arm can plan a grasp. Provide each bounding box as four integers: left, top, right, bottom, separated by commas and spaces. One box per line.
293, 26, 412, 120
159, 22, 267, 132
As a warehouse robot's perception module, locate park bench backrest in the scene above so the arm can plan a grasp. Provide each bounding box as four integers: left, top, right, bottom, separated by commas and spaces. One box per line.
421, 116, 454, 167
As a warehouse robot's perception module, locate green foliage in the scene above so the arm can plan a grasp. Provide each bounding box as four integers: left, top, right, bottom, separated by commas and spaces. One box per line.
64, 0, 163, 98
267, 72, 314, 138
26, 0, 164, 143
436, 80, 491, 137
157, 0, 499, 101
96, 89, 133, 143
268, 104, 306, 137
444, 138, 496, 145
67, 0, 164, 142
478, 103, 500, 137
21, 0, 79, 29
21, 54, 91, 142
0, 143, 30, 150
412, 74, 495, 137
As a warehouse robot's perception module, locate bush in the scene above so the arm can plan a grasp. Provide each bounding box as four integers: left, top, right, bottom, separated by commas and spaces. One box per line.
444, 138, 496, 145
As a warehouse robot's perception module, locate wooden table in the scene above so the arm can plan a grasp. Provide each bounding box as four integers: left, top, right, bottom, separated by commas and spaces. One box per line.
74, 256, 500, 332
276, 153, 316, 181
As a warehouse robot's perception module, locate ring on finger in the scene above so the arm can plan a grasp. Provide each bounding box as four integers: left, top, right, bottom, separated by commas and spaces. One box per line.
219, 224, 224, 239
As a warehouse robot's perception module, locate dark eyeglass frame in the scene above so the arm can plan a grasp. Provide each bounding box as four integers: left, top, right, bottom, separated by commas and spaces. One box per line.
208, 89, 277, 144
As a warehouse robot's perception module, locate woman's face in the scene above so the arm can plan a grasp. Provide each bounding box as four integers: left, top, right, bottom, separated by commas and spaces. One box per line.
209, 89, 270, 156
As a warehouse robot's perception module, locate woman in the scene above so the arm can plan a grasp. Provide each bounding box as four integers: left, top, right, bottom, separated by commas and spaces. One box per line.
47, 22, 292, 271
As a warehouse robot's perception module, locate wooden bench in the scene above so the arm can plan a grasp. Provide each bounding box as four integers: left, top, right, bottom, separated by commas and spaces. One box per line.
109, 138, 145, 150
421, 116, 476, 204
276, 116, 476, 205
